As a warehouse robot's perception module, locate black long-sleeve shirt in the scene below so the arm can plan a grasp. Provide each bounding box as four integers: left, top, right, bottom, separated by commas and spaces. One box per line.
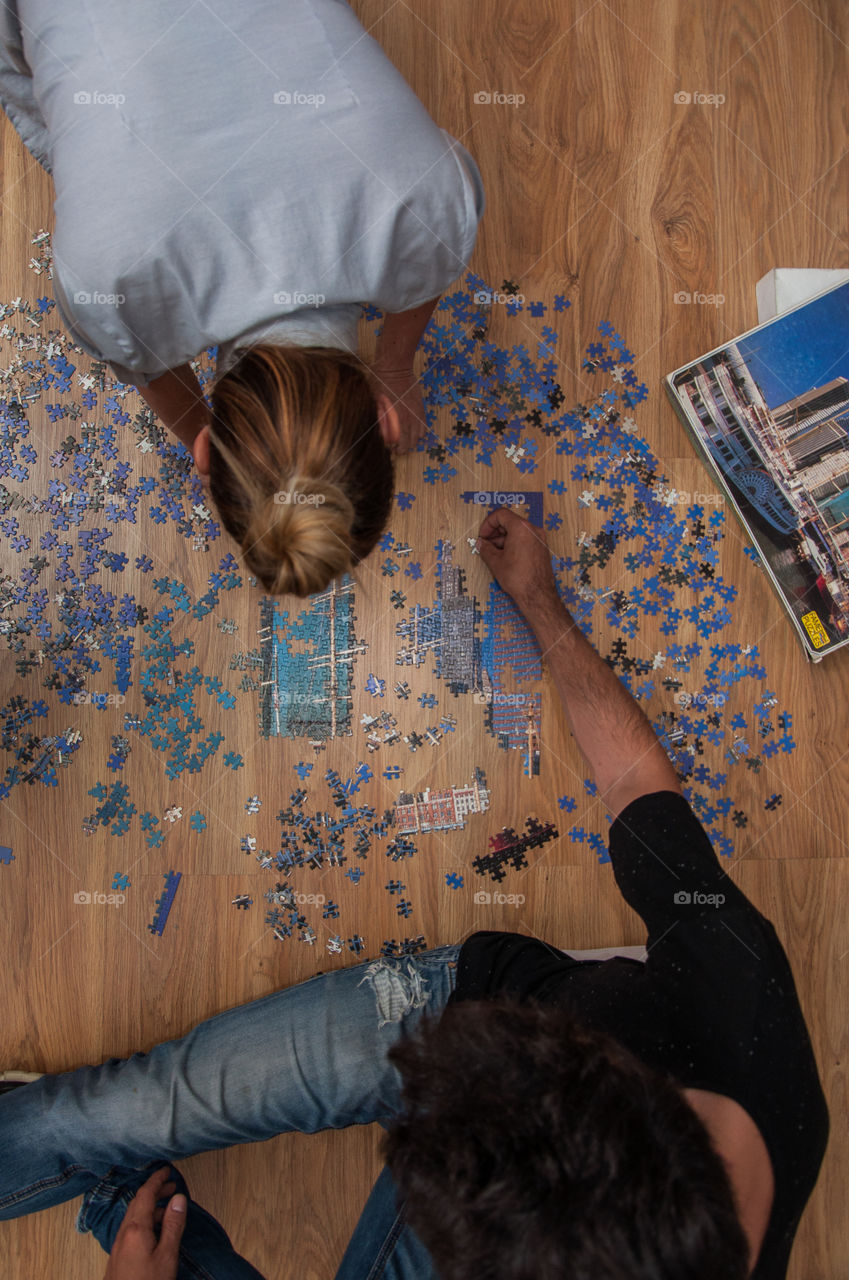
452, 791, 828, 1279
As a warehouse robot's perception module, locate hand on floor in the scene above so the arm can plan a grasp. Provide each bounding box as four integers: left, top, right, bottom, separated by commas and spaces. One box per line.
370, 365, 429, 453
103, 1166, 186, 1280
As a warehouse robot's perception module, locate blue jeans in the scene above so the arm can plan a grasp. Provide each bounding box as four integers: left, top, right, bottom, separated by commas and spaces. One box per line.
0, 945, 461, 1279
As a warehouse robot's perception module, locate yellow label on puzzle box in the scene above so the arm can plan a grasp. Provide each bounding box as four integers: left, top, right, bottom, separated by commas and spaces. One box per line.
801, 610, 829, 649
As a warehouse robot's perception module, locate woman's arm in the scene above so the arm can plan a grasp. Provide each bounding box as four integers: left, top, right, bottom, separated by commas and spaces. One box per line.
373, 297, 440, 372
370, 297, 440, 452
134, 364, 210, 454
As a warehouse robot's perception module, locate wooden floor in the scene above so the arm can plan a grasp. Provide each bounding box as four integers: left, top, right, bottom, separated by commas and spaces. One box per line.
2, 1, 848, 1276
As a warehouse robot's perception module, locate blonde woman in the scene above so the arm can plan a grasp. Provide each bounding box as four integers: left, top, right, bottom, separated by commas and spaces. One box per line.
0, 0, 484, 594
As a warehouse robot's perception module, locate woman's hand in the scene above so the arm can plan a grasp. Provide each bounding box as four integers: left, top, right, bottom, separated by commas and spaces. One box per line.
103, 1167, 187, 1280
134, 365, 210, 456
369, 365, 429, 454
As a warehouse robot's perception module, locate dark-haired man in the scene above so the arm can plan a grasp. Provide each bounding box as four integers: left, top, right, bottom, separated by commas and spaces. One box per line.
0, 511, 827, 1279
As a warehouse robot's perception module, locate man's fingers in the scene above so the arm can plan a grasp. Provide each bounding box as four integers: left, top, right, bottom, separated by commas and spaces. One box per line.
477, 510, 506, 542
125, 1167, 173, 1219
153, 1181, 177, 1220
476, 532, 499, 568
155, 1194, 187, 1262
122, 1168, 180, 1231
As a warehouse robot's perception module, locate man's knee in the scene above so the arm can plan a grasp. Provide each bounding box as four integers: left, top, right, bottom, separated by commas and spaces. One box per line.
358, 958, 431, 1028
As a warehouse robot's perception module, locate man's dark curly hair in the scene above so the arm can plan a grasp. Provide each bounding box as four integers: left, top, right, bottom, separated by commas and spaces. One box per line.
383, 999, 750, 1280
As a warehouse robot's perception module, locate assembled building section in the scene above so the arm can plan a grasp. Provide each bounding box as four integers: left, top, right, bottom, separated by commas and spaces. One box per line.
394, 766, 490, 834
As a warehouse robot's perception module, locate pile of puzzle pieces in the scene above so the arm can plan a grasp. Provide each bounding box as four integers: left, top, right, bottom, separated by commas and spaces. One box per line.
0, 234, 800, 957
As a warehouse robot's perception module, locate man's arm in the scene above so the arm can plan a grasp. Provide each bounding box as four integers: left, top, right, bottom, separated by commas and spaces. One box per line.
477, 509, 681, 818
134, 364, 210, 455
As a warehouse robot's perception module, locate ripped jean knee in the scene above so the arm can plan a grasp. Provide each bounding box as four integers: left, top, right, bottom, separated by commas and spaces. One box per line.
358, 958, 432, 1029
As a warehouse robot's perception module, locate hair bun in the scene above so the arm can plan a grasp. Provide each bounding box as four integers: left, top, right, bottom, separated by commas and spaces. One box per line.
244, 475, 355, 597
208, 345, 394, 595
